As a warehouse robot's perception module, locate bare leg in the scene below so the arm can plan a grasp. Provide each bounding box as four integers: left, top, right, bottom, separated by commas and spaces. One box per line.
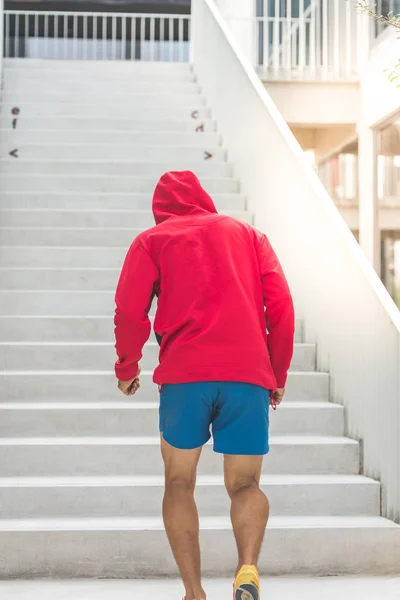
161, 435, 206, 600
224, 455, 269, 571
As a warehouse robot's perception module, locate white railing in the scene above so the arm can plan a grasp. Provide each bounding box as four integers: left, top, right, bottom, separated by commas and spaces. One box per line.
3, 10, 190, 61
256, 0, 366, 80
192, 0, 400, 523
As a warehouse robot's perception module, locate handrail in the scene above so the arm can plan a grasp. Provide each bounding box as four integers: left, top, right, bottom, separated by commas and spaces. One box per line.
3, 10, 189, 18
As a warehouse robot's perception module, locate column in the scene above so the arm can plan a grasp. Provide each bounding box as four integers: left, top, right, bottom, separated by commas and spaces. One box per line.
214, 0, 256, 65
357, 120, 380, 274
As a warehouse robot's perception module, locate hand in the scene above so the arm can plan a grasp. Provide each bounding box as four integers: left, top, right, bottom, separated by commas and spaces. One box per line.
118, 366, 141, 396
271, 387, 285, 408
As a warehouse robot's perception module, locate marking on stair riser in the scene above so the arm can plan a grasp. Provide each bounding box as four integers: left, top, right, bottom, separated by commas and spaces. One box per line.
196, 123, 205, 133
204, 151, 213, 161
191, 110, 199, 119
9, 149, 19, 159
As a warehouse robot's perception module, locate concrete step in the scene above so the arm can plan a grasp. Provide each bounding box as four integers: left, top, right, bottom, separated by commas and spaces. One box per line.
0, 342, 316, 372
0, 118, 216, 133
0, 159, 229, 177
0, 145, 226, 161
0, 290, 143, 312
1, 515, 398, 577
1, 91, 205, 106
1, 102, 211, 120
0, 130, 220, 146
0, 371, 329, 403
0, 436, 360, 476
5, 69, 196, 83
0, 218, 253, 247
0, 228, 141, 247
0, 248, 129, 268
0, 193, 246, 211
0, 474, 379, 518
0, 402, 343, 437
0, 268, 119, 291
1, 289, 308, 326
0, 208, 243, 228
4, 80, 201, 95
0, 223, 254, 246
0, 315, 303, 343
4, 58, 192, 72
0, 174, 239, 194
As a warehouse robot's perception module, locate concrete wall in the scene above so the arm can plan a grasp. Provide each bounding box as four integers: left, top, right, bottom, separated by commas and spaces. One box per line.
265, 82, 360, 126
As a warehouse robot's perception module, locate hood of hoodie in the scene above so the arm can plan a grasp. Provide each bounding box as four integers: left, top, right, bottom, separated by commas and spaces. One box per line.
152, 171, 218, 225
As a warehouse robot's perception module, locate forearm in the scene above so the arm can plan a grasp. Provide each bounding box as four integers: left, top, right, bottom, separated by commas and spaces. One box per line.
114, 311, 151, 380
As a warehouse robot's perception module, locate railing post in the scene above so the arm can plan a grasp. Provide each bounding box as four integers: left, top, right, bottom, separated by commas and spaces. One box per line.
358, 120, 380, 274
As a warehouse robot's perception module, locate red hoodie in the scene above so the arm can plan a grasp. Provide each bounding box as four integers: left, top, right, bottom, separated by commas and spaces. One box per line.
114, 171, 294, 389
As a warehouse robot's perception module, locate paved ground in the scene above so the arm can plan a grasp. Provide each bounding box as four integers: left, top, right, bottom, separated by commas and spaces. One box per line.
0, 577, 399, 599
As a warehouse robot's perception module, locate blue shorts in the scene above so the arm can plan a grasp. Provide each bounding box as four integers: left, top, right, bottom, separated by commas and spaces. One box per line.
159, 382, 270, 455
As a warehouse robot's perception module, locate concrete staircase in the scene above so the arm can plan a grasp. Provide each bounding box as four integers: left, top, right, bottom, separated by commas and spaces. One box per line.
0, 58, 399, 577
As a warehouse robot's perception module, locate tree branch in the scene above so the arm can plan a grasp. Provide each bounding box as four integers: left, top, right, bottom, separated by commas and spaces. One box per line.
348, 0, 400, 29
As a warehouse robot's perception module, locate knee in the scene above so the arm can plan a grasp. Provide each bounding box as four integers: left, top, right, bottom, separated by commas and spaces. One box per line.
225, 475, 259, 500
165, 474, 196, 495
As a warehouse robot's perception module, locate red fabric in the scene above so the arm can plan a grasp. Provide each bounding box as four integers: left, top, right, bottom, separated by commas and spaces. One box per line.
114, 171, 295, 389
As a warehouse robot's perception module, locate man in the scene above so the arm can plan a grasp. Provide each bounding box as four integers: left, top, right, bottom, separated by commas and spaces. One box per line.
114, 171, 295, 600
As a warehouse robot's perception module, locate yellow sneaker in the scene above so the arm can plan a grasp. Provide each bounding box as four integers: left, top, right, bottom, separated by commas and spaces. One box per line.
233, 564, 260, 600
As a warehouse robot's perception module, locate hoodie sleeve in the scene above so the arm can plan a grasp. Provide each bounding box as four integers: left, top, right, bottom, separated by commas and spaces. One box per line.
114, 241, 159, 381
256, 234, 295, 388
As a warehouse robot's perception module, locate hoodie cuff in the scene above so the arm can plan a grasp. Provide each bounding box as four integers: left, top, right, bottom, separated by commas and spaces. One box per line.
115, 361, 139, 382
276, 372, 288, 389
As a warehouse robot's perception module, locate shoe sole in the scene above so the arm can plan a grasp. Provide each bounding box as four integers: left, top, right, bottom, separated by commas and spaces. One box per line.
235, 583, 259, 600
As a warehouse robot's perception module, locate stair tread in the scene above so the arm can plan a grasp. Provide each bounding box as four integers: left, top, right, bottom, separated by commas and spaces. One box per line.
0, 515, 396, 532
0, 474, 379, 487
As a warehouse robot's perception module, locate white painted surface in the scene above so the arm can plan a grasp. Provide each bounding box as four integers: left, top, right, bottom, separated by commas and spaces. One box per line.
0, 474, 378, 517
214, 0, 254, 64
0, 517, 399, 576
191, 0, 400, 523
357, 120, 380, 271
361, 29, 400, 128
265, 82, 360, 125
0, 578, 400, 600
